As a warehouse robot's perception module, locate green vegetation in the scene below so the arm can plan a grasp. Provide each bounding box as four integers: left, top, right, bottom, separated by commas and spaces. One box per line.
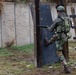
0, 48, 13, 56
11, 44, 34, 54
0, 42, 76, 75
0, 44, 34, 57
69, 41, 76, 47
0, 44, 34, 75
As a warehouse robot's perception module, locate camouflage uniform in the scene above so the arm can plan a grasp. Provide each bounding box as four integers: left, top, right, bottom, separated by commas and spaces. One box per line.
44, 6, 72, 73
46, 12, 72, 50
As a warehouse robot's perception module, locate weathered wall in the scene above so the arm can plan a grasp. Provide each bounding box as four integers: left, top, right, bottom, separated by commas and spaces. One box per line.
15, 3, 33, 46
2, 2, 15, 47
0, 2, 34, 47
0, 2, 76, 47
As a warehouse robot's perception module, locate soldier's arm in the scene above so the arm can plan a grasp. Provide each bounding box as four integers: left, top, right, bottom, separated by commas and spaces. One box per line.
47, 18, 61, 32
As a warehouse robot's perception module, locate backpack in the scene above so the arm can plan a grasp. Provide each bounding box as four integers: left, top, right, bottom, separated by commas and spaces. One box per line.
60, 16, 71, 33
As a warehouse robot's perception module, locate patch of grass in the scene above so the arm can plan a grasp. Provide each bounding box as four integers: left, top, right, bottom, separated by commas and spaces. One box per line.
51, 62, 62, 69
0, 48, 13, 57
11, 44, 34, 54
69, 41, 76, 47
42, 62, 61, 70
68, 59, 76, 65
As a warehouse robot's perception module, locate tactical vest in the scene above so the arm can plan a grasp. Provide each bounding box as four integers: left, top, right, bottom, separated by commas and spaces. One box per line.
56, 16, 71, 33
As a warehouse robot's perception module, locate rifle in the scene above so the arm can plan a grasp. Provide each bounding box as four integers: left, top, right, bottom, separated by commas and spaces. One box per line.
37, 25, 47, 28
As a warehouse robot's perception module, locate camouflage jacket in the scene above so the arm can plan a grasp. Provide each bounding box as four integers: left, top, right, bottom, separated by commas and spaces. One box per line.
47, 12, 72, 32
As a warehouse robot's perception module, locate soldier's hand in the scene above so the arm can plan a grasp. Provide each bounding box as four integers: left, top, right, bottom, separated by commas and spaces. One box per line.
47, 25, 49, 28
47, 25, 50, 30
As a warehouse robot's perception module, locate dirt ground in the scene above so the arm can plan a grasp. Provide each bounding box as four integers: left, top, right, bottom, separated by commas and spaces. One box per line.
0, 42, 76, 75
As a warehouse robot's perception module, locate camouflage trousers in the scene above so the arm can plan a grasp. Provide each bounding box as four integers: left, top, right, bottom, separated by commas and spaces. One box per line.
55, 39, 65, 61
45, 33, 68, 61
48, 33, 68, 50
57, 50, 65, 61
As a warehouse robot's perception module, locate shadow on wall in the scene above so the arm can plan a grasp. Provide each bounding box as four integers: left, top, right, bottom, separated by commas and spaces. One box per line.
5, 39, 14, 48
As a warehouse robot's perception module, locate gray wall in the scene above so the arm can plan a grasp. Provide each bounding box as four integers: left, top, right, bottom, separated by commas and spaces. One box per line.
0, 2, 76, 47
0, 2, 34, 47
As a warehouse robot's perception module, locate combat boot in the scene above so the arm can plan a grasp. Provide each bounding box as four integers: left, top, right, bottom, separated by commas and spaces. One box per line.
64, 65, 71, 74
44, 34, 57, 47
44, 38, 54, 47
44, 38, 49, 47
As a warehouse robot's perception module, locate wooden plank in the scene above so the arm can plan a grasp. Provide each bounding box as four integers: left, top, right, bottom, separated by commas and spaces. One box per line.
70, 15, 76, 18
71, 26, 76, 28
62, 41, 69, 62
71, 4, 76, 39
34, 0, 42, 67
73, 37, 76, 39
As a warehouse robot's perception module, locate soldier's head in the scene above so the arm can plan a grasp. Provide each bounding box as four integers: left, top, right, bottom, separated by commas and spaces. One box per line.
56, 5, 65, 12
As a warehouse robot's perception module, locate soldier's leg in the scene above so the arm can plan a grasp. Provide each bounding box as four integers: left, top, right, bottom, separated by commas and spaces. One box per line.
56, 41, 71, 73
57, 50, 71, 73
57, 50, 68, 66
44, 34, 58, 46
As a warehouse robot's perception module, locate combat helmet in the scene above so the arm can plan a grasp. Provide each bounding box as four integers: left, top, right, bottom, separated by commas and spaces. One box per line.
57, 6, 65, 11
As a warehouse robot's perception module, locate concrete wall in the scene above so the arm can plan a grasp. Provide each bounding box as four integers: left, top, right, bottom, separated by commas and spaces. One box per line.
2, 2, 15, 47
0, 2, 34, 47
0, 2, 76, 47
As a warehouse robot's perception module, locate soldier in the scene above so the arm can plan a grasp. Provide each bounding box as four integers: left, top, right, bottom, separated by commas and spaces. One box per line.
44, 5, 72, 73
